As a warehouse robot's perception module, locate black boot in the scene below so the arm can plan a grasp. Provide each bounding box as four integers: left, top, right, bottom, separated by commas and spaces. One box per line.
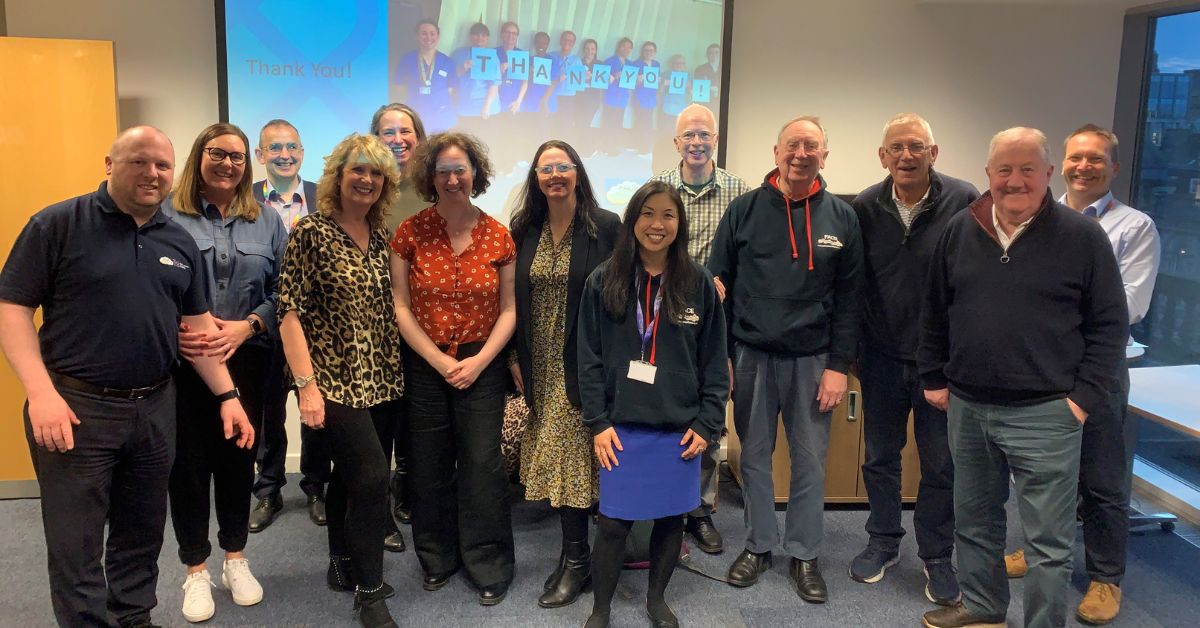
543, 549, 566, 592
582, 611, 610, 628
354, 585, 398, 628
390, 467, 411, 524
539, 540, 591, 608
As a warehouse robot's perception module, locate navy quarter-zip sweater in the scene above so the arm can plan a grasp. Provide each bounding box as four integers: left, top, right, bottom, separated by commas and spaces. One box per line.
576, 261, 729, 446
917, 190, 1128, 416
707, 171, 864, 371
852, 170, 979, 361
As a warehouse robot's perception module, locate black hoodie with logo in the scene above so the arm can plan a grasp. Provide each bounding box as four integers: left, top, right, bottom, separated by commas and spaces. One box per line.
707, 171, 864, 372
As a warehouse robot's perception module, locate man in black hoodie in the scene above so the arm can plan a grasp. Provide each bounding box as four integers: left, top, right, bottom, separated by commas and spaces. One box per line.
708, 115, 863, 602
850, 113, 978, 605
918, 127, 1127, 628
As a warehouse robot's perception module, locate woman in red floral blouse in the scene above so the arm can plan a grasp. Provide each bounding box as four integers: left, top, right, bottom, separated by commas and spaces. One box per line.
389, 132, 518, 606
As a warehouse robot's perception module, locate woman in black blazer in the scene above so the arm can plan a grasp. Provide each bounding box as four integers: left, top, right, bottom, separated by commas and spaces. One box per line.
509, 140, 619, 609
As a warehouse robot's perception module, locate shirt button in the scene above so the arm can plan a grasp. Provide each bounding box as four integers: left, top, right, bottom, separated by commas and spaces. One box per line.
220, 254, 228, 261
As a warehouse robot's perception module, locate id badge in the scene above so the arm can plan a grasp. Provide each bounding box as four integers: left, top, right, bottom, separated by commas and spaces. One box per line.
627, 360, 657, 385
419, 85, 432, 95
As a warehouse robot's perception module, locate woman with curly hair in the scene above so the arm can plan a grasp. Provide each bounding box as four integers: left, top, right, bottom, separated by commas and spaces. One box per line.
278, 133, 405, 627
390, 132, 517, 606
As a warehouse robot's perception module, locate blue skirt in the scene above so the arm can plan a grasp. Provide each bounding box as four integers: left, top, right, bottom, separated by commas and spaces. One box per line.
599, 424, 700, 520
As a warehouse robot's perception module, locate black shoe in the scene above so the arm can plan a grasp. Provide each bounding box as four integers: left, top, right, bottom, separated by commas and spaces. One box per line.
921, 602, 1006, 628
583, 611, 610, 628
686, 515, 724, 554
646, 604, 680, 628
120, 621, 163, 628
354, 586, 399, 628
393, 505, 412, 525
538, 540, 591, 608
726, 549, 772, 587
422, 566, 460, 591
383, 530, 406, 553
389, 470, 411, 525
543, 549, 566, 592
248, 493, 282, 533
790, 557, 828, 603
307, 493, 327, 526
478, 580, 510, 606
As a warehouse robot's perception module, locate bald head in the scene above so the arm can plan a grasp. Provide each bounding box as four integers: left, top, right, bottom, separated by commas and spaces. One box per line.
105, 125, 176, 219
673, 104, 719, 174
675, 104, 717, 135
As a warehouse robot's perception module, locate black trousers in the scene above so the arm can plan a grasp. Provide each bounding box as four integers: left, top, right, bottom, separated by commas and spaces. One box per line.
321, 397, 399, 589
1079, 365, 1134, 584
253, 341, 331, 499
406, 343, 514, 587
859, 348, 955, 560
26, 381, 176, 628
169, 347, 268, 566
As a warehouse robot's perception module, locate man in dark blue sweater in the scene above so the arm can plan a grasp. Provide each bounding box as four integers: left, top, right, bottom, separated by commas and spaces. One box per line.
850, 113, 979, 605
917, 127, 1127, 628
709, 115, 863, 603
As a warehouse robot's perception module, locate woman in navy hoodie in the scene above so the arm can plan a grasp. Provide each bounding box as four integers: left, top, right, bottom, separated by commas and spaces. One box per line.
577, 180, 728, 628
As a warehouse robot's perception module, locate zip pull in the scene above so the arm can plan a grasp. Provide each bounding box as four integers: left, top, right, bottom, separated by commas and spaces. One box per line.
1000, 254, 1010, 264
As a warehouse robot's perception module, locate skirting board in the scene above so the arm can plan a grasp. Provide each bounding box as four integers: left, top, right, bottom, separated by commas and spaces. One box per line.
0, 479, 40, 499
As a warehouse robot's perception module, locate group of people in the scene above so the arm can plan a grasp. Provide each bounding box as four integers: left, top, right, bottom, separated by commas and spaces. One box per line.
0, 93, 1159, 628
395, 19, 722, 143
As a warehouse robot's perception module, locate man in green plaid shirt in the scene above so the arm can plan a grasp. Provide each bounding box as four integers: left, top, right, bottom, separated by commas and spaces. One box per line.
649, 103, 748, 555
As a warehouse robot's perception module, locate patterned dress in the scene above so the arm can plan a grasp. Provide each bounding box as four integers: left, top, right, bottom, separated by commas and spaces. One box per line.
520, 221, 599, 508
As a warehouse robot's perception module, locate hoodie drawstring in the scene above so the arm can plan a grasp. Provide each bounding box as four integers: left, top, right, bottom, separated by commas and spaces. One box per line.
780, 178, 819, 271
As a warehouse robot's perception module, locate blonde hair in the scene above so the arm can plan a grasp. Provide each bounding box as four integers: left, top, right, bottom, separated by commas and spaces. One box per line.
315, 134, 402, 229
172, 123, 260, 220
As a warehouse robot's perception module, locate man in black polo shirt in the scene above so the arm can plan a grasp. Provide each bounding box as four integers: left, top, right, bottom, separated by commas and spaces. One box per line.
0, 126, 255, 628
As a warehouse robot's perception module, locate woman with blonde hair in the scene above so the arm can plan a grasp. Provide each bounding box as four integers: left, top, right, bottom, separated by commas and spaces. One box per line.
164, 122, 285, 623
278, 133, 406, 627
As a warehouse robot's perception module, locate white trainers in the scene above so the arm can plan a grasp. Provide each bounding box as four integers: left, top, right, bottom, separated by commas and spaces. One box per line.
222, 557, 264, 606
181, 570, 215, 623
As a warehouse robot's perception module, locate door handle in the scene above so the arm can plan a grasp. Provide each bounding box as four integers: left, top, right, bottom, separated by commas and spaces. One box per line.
846, 390, 859, 422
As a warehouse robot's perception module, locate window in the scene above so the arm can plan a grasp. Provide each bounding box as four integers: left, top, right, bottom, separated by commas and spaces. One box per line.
1126, 8, 1200, 500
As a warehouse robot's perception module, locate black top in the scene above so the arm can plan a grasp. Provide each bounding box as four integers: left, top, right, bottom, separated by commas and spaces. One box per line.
0, 182, 209, 388
707, 172, 864, 371
917, 191, 1128, 415
513, 210, 620, 410
852, 170, 980, 361
576, 260, 729, 445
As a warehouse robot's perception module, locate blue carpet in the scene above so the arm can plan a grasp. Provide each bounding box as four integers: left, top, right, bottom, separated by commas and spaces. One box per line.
2, 475, 1196, 627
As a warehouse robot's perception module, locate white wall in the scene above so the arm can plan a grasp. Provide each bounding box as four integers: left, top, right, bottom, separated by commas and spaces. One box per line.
724, 0, 1131, 196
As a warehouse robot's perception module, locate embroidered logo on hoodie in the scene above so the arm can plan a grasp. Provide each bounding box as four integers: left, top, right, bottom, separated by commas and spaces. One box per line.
677, 307, 701, 325
816, 234, 843, 249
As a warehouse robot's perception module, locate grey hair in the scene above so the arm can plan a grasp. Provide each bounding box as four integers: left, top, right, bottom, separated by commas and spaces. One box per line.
881, 112, 935, 145
675, 103, 717, 131
777, 115, 828, 148
988, 127, 1049, 164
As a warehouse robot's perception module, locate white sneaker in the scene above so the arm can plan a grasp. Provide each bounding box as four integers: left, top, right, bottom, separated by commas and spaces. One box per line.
181, 570, 215, 623
222, 557, 264, 606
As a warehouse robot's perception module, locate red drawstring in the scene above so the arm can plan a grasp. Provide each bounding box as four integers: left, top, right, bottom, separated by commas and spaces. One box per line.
785, 196, 799, 261
804, 195, 813, 271
780, 177, 819, 271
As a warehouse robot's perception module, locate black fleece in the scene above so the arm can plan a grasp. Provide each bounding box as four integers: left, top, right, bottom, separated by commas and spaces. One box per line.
576, 261, 728, 446
707, 171, 863, 372
917, 191, 1128, 415
852, 170, 980, 360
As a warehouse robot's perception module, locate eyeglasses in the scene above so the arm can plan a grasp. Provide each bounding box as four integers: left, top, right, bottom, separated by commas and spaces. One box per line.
203, 147, 247, 166
677, 131, 714, 142
885, 143, 930, 157
435, 166, 472, 178
534, 163, 578, 175
263, 142, 303, 155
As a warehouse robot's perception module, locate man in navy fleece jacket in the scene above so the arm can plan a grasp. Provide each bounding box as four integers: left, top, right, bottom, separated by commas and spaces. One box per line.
917, 127, 1127, 628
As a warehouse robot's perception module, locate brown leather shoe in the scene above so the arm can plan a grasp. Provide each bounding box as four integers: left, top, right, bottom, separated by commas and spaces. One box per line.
1004, 549, 1027, 578
1076, 581, 1121, 625
921, 602, 1005, 628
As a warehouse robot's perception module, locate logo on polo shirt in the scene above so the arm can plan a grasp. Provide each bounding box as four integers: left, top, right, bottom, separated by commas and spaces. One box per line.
677, 307, 701, 325
159, 256, 191, 270
816, 234, 844, 249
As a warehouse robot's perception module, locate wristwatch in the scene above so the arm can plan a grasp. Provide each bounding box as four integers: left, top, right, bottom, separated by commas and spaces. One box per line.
214, 388, 240, 402
293, 373, 317, 389
246, 316, 265, 335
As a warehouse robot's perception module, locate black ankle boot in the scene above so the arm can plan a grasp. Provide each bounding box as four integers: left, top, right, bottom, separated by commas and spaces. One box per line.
328, 556, 355, 591
390, 466, 411, 524
354, 585, 398, 628
583, 610, 610, 628
539, 540, 591, 608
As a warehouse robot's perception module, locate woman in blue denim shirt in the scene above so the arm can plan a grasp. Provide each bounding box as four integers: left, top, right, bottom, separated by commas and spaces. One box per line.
161, 122, 286, 624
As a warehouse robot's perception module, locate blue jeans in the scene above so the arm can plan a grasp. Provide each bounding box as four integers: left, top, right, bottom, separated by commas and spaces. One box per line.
949, 394, 1083, 628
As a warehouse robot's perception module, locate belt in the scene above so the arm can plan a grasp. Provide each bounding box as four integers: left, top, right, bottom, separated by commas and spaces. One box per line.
50, 372, 171, 400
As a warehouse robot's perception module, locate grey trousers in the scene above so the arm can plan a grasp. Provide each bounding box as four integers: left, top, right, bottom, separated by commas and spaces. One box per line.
731, 343, 831, 559
949, 394, 1083, 628
691, 443, 721, 517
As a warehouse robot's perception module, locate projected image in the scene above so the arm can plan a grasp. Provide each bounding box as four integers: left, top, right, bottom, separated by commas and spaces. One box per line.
223, 0, 727, 219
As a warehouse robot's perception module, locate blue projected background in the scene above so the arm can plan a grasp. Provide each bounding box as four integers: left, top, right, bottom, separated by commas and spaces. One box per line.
222, 0, 727, 218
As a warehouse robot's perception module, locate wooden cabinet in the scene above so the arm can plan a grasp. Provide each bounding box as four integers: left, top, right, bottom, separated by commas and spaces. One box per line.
725, 374, 922, 504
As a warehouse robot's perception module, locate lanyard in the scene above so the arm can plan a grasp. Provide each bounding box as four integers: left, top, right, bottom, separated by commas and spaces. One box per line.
419, 54, 434, 85
636, 272, 663, 365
